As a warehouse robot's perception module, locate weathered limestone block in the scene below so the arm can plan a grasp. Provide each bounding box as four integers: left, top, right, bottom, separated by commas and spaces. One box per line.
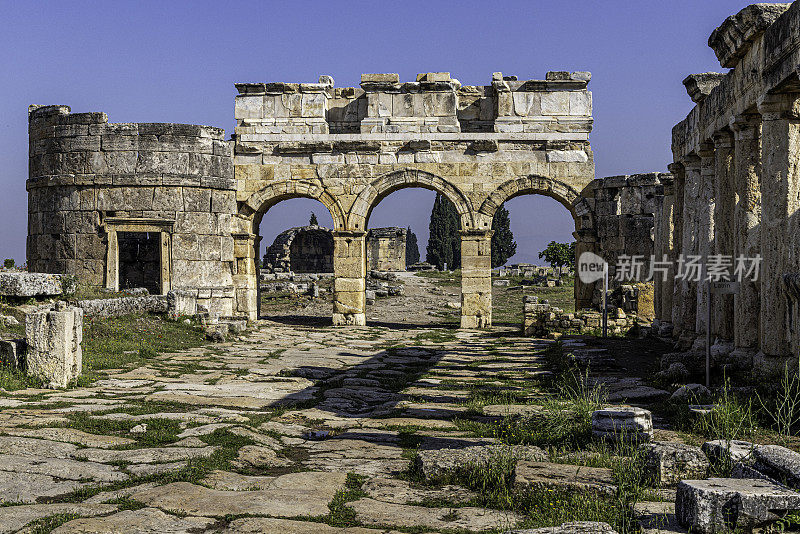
413, 445, 545, 484
676, 478, 800, 533
701, 440, 758, 466
750, 445, 800, 490
639, 441, 709, 486
591, 407, 653, 443
708, 3, 790, 68
0, 272, 74, 297
0, 339, 24, 368
24, 302, 83, 388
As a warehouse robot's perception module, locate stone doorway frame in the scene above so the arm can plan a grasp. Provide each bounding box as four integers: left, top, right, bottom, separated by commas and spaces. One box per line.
103, 217, 174, 295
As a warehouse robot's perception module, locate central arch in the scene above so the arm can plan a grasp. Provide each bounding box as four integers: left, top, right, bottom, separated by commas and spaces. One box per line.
348, 169, 474, 232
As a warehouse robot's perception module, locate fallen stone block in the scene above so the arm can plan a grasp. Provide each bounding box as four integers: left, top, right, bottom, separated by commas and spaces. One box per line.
24, 302, 82, 388
676, 478, 800, 533
701, 440, 757, 466
751, 445, 800, 490
514, 461, 616, 495
591, 407, 653, 443
0, 272, 74, 298
413, 444, 546, 484
640, 441, 709, 486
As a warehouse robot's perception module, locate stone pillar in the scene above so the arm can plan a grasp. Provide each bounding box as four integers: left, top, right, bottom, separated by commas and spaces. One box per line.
332, 231, 366, 326
730, 114, 762, 354
670, 163, 686, 335
695, 143, 716, 336
679, 157, 701, 336
25, 302, 83, 388
658, 174, 676, 328
574, 233, 597, 310
756, 94, 800, 363
713, 131, 735, 340
232, 233, 258, 321
460, 230, 493, 328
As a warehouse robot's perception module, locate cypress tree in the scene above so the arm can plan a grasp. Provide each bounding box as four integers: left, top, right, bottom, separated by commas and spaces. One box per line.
405, 227, 420, 266
491, 203, 517, 268
426, 193, 461, 270
309, 212, 318, 226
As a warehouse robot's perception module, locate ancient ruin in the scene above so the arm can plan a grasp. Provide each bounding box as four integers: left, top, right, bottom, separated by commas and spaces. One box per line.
27, 70, 674, 328
9, 3, 800, 533
652, 2, 800, 374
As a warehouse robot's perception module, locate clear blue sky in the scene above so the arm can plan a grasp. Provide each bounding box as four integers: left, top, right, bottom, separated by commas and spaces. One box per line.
0, 0, 758, 265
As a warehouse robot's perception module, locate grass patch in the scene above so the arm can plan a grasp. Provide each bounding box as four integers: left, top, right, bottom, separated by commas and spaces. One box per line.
82, 314, 206, 376
24, 513, 80, 534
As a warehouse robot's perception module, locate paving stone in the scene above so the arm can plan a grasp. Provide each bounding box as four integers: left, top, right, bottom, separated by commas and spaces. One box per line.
131, 471, 346, 517
505, 523, 618, 533
72, 446, 217, 464
0, 436, 78, 458
350, 497, 523, 531
0, 470, 92, 504
0, 427, 136, 448
50, 507, 215, 534
634, 501, 687, 533
200, 470, 275, 491
231, 444, 292, 469
362, 477, 477, 505
0, 454, 127, 483
127, 461, 188, 477
0, 503, 117, 534
223, 517, 390, 533
514, 461, 616, 495
640, 441, 710, 486
676, 478, 800, 533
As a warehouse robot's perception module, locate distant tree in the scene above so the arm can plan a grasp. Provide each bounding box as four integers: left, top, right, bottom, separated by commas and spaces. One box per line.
538, 241, 576, 276
309, 212, 319, 226
490, 204, 516, 268
3, 259, 14, 270
405, 227, 420, 266
426, 194, 461, 270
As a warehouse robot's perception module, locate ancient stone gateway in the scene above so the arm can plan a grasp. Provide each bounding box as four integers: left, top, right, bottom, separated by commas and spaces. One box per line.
27, 70, 606, 327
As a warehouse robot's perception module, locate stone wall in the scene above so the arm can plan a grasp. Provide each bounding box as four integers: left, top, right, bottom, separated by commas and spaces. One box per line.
27, 105, 237, 315
366, 227, 406, 271
657, 2, 800, 374
263, 225, 334, 273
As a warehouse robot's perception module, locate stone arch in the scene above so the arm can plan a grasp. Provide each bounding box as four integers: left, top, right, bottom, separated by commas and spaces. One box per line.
479, 174, 598, 311
348, 169, 474, 231
479, 175, 592, 229
240, 180, 347, 232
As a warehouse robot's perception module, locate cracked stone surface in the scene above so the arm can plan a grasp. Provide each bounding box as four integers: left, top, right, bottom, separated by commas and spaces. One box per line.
0, 274, 676, 532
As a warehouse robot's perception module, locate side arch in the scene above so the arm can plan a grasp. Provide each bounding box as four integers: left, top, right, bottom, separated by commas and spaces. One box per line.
348, 169, 475, 231
239, 180, 347, 231
479, 175, 594, 233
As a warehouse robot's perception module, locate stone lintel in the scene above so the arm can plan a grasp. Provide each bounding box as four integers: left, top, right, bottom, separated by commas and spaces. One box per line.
709, 3, 790, 69
682, 73, 725, 104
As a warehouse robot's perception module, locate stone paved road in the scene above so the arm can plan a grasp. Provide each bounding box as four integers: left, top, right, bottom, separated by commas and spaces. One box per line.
0, 275, 666, 533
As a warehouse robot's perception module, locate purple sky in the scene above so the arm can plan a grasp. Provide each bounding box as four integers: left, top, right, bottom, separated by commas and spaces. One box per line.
0, 1, 757, 265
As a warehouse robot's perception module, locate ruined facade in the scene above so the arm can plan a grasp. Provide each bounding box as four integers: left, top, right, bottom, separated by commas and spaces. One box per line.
263, 225, 406, 274
27, 69, 668, 328
366, 227, 406, 271
654, 2, 800, 372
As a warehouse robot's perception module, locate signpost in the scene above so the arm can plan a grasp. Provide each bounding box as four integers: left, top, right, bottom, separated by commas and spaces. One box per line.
706, 281, 740, 387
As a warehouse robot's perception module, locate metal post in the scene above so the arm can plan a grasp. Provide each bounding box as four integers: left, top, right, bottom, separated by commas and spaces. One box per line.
706, 282, 712, 388
602, 263, 608, 338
